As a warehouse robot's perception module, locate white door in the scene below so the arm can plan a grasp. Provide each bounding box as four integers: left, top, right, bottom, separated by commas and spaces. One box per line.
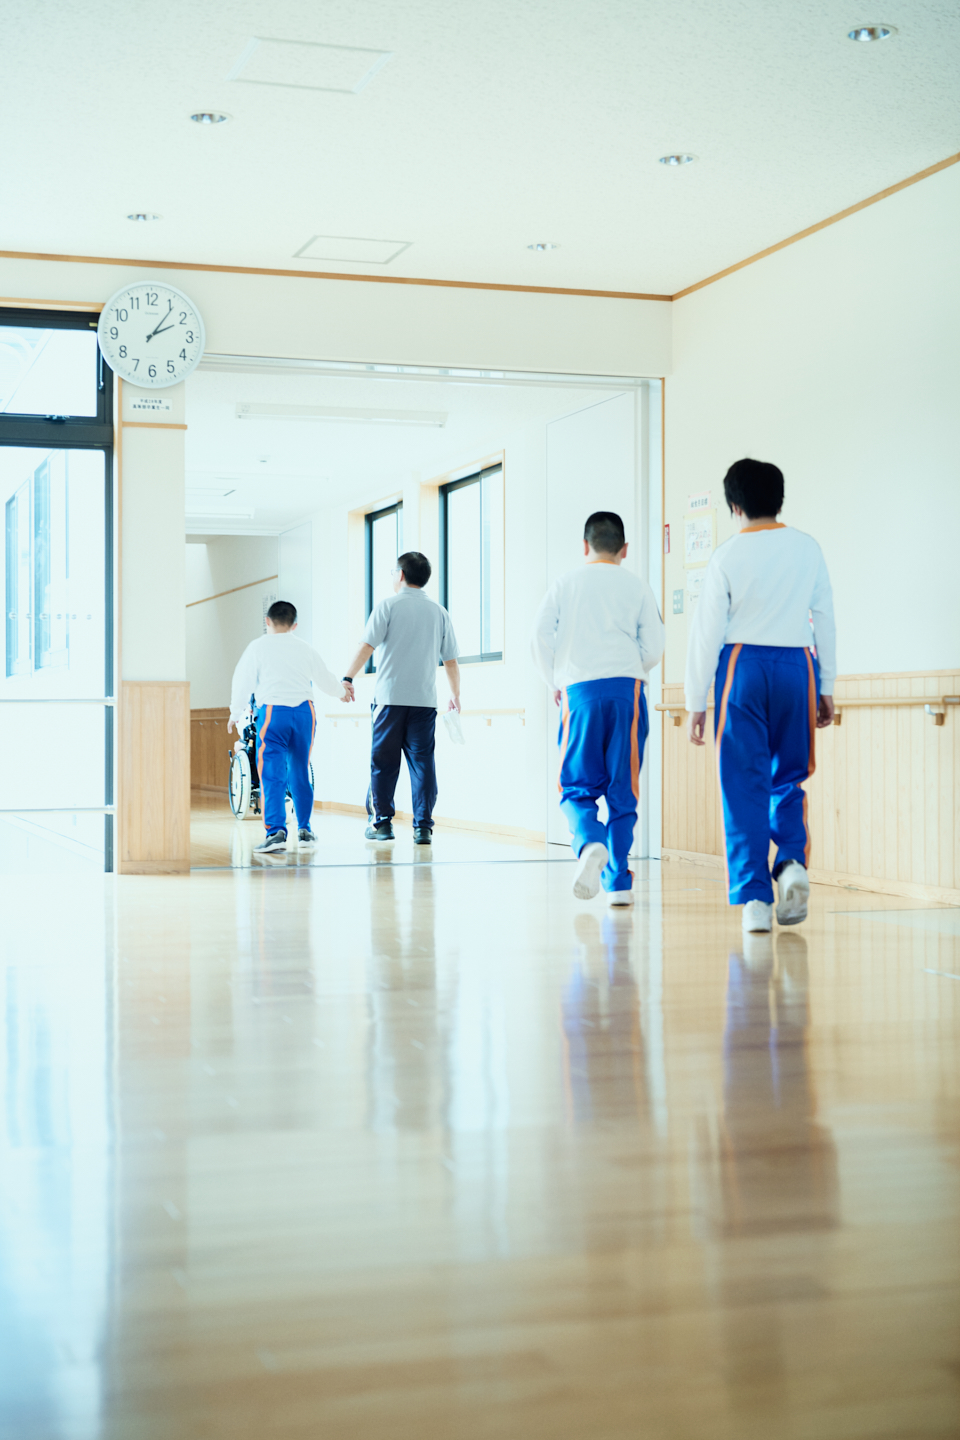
544, 393, 639, 845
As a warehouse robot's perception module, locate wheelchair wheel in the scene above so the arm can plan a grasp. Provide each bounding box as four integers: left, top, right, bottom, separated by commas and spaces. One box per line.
229, 750, 252, 818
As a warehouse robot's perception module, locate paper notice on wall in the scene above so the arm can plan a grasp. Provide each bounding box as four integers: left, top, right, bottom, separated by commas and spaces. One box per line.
129, 395, 173, 414
262, 593, 276, 633
684, 511, 716, 567
687, 491, 711, 512
686, 569, 706, 606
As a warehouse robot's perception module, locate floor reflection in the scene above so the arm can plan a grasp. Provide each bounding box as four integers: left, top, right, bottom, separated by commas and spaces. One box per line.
562, 912, 647, 1125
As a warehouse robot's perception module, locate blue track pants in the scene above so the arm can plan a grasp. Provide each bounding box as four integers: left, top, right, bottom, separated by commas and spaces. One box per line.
714, 644, 819, 905
369, 705, 438, 828
257, 700, 316, 833
558, 677, 648, 893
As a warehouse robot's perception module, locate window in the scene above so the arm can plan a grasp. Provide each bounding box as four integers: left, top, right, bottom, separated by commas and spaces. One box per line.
364, 500, 402, 672
0, 308, 114, 873
440, 464, 503, 663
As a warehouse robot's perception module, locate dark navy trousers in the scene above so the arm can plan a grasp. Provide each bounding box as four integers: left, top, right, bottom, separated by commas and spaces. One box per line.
369, 705, 438, 828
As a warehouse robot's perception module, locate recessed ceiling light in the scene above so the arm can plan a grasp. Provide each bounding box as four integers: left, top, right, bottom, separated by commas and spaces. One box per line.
659, 154, 697, 166
527, 242, 559, 251
127, 213, 161, 222
190, 111, 231, 124
847, 24, 896, 41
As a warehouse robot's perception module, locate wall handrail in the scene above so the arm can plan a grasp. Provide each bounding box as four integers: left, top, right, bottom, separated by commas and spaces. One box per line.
657, 696, 959, 727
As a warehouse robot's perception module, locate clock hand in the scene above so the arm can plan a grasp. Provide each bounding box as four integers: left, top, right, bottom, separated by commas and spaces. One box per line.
149, 323, 176, 338
145, 301, 173, 342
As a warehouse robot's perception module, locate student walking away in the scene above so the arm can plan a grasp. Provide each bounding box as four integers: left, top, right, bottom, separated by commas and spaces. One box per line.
229, 601, 350, 855
685, 458, 836, 934
532, 512, 665, 906
342, 551, 460, 845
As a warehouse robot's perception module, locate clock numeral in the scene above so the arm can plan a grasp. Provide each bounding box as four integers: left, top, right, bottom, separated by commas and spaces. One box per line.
148, 364, 157, 379
132, 358, 140, 371
119, 345, 127, 358
146, 292, 158, 306
129, 295, 140, 309
185, 331, 195, 343
109, 326, 118, 340
167, 361, 176, 375
115, 308, 128, 322
179, 349, 187, 360
179, 312, 187, 324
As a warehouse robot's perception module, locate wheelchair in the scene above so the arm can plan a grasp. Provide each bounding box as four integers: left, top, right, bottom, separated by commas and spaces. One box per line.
228, 698, 314, 820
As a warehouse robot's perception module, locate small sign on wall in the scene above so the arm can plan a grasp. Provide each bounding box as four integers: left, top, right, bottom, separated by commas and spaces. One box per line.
684, 511, 716, 567
129, 395, 173, 414
262, 594, 276, 633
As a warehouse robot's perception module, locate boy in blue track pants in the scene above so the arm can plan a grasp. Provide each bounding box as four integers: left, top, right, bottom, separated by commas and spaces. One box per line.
685, 459, 837, 933
230, 600, 350, 855
532, 511, 665, 905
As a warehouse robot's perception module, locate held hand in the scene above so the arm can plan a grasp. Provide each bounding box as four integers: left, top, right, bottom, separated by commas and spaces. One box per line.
341, 682, 355, 704
817, 695, 835, 728
553, 688, 562, 708
448, 696, 461, 713
687, 710, 707, 746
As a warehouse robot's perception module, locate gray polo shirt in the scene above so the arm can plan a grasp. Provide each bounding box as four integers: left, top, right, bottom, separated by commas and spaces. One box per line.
363, 587, 459, 707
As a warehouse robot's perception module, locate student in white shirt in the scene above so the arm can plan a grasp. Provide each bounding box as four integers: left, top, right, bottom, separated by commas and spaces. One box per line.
229, 600, 350, 854
532, 511, 664, 905
685, 458, 836, 933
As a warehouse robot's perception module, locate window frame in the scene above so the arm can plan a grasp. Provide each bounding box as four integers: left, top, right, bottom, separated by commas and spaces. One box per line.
439, 463, 504, 665
363, 499, 403, 674
0, 306, 115, 870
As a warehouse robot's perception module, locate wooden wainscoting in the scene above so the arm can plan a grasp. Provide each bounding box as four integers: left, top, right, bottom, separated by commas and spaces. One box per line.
661, 670, 960, 904
191, 707, 231, 791
119, 681, 191, 874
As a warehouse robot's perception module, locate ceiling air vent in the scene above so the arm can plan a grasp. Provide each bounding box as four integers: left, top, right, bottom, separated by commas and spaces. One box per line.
293, 235, 411, 265
228, 36, 392, 94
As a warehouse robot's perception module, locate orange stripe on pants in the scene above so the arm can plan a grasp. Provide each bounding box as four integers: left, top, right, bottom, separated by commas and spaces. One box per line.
802, 647, 817, 865
714, 644, 742, 900
630, 679, 642, 800
556, 688, 571, 794
257, 704, 274, 825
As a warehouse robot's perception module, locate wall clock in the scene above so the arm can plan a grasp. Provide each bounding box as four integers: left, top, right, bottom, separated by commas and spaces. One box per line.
97, 281, 205, 388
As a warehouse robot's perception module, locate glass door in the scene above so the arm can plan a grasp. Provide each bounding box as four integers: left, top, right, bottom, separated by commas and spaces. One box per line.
0, 310, 114, 872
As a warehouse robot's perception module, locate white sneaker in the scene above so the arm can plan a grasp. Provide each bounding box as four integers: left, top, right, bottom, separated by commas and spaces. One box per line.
742, 900, 774, 933
607, 888, 634, 907
776, 861, 810, 926
573, 842, 608, 899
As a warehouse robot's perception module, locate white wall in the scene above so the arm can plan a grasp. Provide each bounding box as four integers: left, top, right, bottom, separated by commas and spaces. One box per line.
664, 163, 960, 684
185, 535, 278, 708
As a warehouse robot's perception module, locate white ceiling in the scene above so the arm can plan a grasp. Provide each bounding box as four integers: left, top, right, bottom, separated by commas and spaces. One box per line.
185, 367, 624, 532
3, 1, 958, 295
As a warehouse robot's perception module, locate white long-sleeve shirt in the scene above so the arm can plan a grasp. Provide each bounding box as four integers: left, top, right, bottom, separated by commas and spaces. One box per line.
229, 632, 345, 725
684, 523, 837, 710
531, 561, 665, 689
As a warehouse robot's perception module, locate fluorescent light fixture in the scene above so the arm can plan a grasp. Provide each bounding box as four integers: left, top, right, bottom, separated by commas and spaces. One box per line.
190, 111, 231, 124
848, 24, 896, 41
127, 212, 161, 221
659, 154, 697, 166
527, 242, 559, 251
235, 403, 447, 427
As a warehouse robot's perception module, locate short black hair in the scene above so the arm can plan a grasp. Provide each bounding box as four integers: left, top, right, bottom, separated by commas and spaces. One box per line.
723, 458, 784, 520
584, 511, 626, 555
267, 600, 297, 627
398, 551, 431, 588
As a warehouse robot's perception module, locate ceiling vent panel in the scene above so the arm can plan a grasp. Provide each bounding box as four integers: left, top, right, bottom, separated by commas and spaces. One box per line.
293, 235, 411, 265
228, 37, 392, 94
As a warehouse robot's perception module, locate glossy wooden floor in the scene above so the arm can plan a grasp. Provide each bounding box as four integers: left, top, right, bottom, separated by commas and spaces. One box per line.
2, 825, 959, 1439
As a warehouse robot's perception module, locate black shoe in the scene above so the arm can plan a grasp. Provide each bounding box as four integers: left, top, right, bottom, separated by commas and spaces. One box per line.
413, 826, 433, 845
255, 828, 287, 854
365, 819, 395, 842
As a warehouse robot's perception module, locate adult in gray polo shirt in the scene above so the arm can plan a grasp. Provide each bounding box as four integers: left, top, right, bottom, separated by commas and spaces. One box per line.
342, 551, 460, 845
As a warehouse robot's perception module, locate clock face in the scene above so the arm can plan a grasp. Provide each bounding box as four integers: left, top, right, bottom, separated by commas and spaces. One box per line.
97, 281, 205, 388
